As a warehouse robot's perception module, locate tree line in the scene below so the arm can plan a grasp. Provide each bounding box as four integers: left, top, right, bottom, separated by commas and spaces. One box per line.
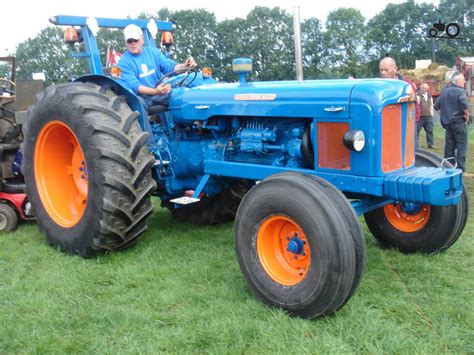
10, 0, 473, 86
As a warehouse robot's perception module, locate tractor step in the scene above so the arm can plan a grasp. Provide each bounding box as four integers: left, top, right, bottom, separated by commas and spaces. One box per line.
153, 160, 170, 167
170, 196, 200, 205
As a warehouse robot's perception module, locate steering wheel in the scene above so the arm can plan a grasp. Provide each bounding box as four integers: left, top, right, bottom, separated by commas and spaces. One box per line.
157, 68, 198, 88
0, 78, 16, 95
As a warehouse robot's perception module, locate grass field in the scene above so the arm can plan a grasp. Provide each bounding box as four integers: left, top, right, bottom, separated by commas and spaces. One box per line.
1, 125, 473, 353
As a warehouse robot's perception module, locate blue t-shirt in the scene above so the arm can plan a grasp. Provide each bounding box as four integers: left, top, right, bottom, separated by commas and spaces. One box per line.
118, 47, 176, 95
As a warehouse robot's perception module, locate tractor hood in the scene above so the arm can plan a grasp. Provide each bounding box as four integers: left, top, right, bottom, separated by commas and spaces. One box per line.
169, 79, 411, 122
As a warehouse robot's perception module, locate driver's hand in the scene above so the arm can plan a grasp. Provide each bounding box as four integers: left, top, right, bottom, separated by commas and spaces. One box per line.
184, 56, 197, 68
155, 83, 171, 95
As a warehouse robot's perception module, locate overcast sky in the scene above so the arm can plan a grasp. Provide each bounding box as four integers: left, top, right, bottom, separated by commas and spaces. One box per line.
1, 0, 436, 56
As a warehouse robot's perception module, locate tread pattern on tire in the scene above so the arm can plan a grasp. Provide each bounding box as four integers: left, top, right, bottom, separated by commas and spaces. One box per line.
23, 82, 156, 257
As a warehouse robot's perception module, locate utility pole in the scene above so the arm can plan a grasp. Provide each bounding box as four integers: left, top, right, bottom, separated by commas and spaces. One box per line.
293, 6, 303, 81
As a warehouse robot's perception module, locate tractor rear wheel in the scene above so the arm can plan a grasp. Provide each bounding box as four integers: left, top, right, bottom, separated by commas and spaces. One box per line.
235, 173, 360, 319
364, 149, 468, 254
162, 181, 252, 225
23, 82, 156, 257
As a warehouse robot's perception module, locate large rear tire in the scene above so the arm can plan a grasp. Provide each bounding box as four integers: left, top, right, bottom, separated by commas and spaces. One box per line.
364, 149, 468, 254
162, 181, 252, 225
235, 173, 360, 319
23, 82, 156, 257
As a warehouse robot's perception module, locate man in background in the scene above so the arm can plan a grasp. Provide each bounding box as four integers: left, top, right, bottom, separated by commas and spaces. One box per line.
379, 57, 421, 129
416, 82, 436, 149
434, 73, 471, 174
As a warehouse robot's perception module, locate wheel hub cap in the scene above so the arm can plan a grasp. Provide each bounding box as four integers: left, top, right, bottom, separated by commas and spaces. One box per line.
35, 121, 88, 227
384, 203, 430, 232
0, 215, 7, 229
257, 215, 311, 286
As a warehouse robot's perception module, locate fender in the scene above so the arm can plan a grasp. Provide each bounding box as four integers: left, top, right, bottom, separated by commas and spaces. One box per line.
74, 74, 153, 143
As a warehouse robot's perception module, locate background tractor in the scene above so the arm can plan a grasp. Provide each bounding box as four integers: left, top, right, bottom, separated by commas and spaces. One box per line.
22, 16, 468, 319
0, 56, 39, 231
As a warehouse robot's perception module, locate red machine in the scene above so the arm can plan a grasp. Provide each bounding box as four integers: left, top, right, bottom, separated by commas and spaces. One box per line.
0, 56, 37, 232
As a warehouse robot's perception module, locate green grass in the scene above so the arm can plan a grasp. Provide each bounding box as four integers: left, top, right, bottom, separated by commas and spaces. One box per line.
1, 125, 473, 353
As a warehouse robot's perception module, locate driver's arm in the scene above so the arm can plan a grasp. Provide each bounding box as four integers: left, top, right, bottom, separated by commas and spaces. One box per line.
138, 83, 170, 96
174, 57, 197, 72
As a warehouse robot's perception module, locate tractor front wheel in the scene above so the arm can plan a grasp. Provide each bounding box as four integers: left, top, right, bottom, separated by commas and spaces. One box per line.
23, 82, 156, 257
235, 173, 362, 319
364, 149, 468, 253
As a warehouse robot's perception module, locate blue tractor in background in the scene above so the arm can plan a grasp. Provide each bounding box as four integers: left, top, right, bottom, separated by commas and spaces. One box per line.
22, 16, 468, 319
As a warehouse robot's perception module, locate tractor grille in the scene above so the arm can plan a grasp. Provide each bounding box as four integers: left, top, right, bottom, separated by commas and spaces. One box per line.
404, 103, 416, 167
317, 122, 350, 170
381, 103, 415, 173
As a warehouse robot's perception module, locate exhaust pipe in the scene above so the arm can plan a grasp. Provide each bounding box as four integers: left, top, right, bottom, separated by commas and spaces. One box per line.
293, 6, 304, 81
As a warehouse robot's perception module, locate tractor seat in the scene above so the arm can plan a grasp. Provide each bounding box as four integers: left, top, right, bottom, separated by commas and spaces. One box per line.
148, 104, 168, 115
1, 177, 25, 194
148, 104, 168, 123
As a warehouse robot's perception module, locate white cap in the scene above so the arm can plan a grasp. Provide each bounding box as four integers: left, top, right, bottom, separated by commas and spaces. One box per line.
124, 24, 143, 41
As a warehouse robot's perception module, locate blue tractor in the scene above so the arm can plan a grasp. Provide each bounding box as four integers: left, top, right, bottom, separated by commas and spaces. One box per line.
23, 16, 468, 319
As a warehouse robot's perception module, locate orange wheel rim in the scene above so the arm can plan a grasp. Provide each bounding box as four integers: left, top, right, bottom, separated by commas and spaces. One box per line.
257, 215, 311, 286
35, 121, 88, 227
384, 203, 430, 232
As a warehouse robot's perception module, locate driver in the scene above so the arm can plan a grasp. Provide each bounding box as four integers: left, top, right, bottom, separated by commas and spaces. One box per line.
117, 24, 197, 111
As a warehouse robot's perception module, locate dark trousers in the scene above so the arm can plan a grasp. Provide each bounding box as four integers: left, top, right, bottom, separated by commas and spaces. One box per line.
417, 116, 434, 147
444, 122, 468, 172
139, 94, 170, 112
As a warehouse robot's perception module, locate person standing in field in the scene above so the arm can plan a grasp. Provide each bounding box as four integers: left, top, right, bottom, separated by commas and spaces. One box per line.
434, 73, 471, 175
417, 82, 436, 149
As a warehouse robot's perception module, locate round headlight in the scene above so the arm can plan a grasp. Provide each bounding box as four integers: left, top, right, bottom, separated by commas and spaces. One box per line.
343, 130, 365, 152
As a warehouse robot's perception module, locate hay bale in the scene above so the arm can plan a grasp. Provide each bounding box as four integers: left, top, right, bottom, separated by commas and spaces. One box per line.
399, 65, 451, 94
